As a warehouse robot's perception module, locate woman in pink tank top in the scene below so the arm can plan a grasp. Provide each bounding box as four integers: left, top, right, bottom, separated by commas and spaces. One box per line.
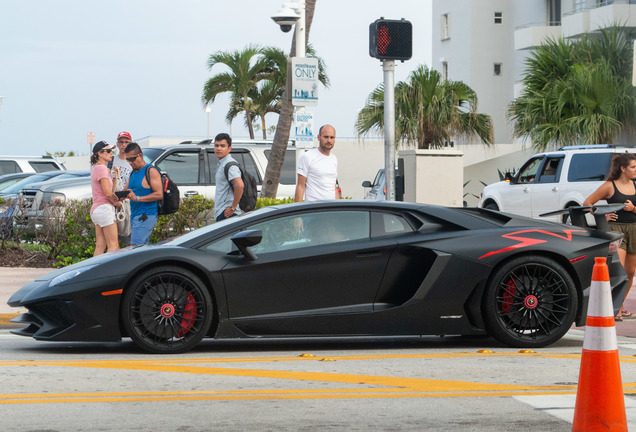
90, 141, 120, 256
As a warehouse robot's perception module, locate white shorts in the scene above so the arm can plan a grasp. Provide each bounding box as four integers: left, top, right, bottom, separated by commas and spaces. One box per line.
91, 204, 116, 227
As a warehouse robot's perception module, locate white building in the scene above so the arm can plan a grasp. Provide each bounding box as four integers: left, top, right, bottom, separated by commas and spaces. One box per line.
432, 0, 636, 145
430, 0, 636, 204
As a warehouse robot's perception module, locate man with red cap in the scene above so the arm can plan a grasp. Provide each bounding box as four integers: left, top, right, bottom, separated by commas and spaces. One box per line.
112, 131, 133, 243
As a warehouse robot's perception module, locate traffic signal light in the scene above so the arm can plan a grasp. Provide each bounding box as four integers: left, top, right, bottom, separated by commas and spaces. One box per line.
369, 18, 412, 61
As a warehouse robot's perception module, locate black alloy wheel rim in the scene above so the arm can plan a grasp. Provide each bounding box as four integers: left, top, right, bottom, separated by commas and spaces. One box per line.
130, 273, 207, 348
496, 263, 571, 341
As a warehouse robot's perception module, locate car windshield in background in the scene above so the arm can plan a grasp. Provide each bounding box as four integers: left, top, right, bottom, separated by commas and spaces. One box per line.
0, 173, 64, 195
29, 161, 61, 172
141, 148, 164, 164
567, 153, 613, 182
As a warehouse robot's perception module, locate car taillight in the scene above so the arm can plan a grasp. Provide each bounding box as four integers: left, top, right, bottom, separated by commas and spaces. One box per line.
609, 238, 622, 255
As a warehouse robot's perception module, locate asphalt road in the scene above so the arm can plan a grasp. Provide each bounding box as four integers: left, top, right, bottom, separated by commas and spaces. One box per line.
3, 267, 636, 431
2, 329, 636, 431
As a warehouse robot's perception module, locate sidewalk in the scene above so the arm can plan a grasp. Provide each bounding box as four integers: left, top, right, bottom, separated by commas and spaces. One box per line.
0, 267, 52, 325
2, 266, 636, 338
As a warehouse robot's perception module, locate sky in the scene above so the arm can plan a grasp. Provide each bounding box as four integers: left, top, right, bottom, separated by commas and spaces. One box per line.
0, 0, 432, 156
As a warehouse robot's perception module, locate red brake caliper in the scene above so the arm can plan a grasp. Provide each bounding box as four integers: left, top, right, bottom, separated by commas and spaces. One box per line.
502, 280, 515, 314
178, 293, 196, 338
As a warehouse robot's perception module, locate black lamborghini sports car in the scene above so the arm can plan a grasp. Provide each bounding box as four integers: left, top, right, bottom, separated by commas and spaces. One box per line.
8, 201, 628, 354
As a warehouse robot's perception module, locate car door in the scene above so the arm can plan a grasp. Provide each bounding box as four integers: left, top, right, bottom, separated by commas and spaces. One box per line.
154, 149, 210, 198
217, 210, 397, 334
500, 156, 544, 217
531, 155, 564, 219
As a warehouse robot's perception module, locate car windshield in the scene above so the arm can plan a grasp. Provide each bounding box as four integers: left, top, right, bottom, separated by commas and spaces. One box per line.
0, 173, 63, 194
164, 206, 280, 246
142, 147, 165, 164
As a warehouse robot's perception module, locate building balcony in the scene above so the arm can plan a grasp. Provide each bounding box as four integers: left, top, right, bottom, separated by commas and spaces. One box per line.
562, 10, 590, 38
590, 3, 636, 31
514, 25, 562, 50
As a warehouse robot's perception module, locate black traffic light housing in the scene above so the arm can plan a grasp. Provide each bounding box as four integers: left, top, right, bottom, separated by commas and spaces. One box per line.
369, 18, 413, 61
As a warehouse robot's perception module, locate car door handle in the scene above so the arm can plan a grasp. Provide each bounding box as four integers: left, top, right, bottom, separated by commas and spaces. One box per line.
524, 187, 530, 193
184, 191, 199, 198
552, 187, 558, 192
357, 250, 383, 258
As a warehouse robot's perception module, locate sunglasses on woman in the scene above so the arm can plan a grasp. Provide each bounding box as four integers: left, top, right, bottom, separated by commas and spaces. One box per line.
100, 149, 112, 154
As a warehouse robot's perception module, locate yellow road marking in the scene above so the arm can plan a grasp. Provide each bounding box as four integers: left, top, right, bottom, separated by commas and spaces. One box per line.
2, 352, 635, 404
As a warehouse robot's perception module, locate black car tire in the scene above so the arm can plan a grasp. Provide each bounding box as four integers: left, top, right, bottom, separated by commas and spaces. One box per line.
121, 266, 213, 354
484, 202, 499, 211
482, 255, 577, 348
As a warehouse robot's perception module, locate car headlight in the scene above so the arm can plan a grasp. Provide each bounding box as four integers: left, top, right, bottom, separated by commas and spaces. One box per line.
49, 264, 99, 287
39, 192, 66, 210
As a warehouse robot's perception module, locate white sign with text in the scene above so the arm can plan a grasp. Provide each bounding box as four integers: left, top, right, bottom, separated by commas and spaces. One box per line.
291, 57, 319, 106
294, 110, 314, 148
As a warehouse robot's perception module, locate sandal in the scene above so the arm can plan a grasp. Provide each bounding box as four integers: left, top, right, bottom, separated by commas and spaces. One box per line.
616, 315, 623, 322
622, 311, 633, 318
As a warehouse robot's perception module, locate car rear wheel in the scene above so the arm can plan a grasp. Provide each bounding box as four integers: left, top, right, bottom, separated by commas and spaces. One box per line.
121, 266, 213, 354
482, 255, 577, 348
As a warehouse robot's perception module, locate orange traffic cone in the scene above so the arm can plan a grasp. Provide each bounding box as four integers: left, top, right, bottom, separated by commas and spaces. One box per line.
572, 257, 627, 432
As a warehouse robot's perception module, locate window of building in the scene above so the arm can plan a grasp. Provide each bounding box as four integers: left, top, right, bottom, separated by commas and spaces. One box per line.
494, 12, 502, 24
574, 0, 586, 12
548, 0, 561, 26
494, 63, 502, 76
442, 61, 448, 80
441, 13, 449, 40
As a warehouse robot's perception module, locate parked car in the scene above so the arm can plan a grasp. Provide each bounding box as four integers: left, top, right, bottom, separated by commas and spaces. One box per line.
17, 141, 299, 233
1, 171, 90, 236
0, 173, 35, 192
361, 168, 404, 201
478, 145, 635, 223
0, 155, 65, 176
362, 168, 387, 200
140, 140, 298, 199
8, 201, 627, 354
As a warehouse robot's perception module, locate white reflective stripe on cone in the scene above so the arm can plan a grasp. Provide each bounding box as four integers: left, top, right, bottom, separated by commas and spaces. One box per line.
586, 282, 614, 318
583, 326, 619, 351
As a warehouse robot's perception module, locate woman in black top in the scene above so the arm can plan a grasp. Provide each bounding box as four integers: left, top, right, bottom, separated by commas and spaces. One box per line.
585, 152, 636, 321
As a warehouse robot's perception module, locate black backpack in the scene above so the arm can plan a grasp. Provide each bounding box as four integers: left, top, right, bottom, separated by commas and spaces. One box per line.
145, 165, 180, 215
224, 161, 258, 213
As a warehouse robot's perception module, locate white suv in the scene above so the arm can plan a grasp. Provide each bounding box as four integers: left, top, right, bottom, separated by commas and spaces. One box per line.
478, 145, 635, 222
0, 155, 65, 176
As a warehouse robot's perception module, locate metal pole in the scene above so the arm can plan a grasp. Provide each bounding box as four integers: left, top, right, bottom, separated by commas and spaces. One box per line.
294, 0, 306, 119
383, 60, 396, 201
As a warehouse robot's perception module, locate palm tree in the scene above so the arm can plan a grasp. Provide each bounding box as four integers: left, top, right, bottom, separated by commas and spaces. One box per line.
508, 26, 636, 150
356, 65, 493, 149
202, 45, 272, 139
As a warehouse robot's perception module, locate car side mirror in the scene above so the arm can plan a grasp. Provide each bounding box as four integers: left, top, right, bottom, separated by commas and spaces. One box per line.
362, 180, 372, 187
505, 172, 514, 183
231, 230, 262, 261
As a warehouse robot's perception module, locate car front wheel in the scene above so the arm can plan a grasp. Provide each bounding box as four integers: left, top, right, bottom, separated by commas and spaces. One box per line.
121, 266, 213, 354
482, 255, 577, 348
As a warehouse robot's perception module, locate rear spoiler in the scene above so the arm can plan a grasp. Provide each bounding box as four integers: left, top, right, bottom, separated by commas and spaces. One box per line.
539, 204, 625, 232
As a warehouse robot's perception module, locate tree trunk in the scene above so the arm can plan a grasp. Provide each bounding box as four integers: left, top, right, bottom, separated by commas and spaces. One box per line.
262, 116, 267, 139
261, 0, 316, 198
246, 111, 255, 140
